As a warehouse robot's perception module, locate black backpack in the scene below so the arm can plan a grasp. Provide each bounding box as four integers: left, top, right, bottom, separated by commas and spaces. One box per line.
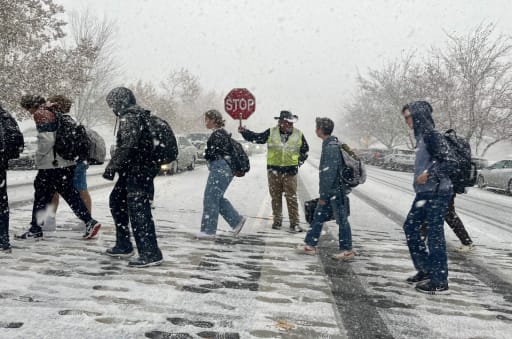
54, 113, 90, 161
228, 138, 250, 177
444, 129, 477, 193
0, 110, 24, 164
144, 114, 178, 166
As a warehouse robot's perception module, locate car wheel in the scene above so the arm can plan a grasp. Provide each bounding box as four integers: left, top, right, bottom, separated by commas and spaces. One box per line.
187, 158, 195, 171
477, 175, 486, 189
508, 180, 512, 196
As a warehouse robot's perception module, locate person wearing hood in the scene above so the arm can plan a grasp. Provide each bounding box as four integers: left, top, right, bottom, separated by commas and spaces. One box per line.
103, 87, 163, 268
238, 111, 309, 233
401, 101, 456, 294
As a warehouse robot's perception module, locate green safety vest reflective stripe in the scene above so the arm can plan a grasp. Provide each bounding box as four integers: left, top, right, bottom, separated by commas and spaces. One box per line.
266, 127, 302, 166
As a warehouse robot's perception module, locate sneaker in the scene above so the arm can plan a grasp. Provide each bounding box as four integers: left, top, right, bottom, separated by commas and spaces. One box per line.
287, 225, 303, 233
232, 216, 247, 237
105, 247, 135, 258
332, 250, 355, 261
15, 230, 43, 240
42, 216, 56, 232
195, 231, 215, 240
415, 280, 449, 295
272, 222, 282, 230
455, 244, 475, 253
83, 219, 101, 239
296, 244, 317, 255
406, 271, 430, 284
128, 257, 163, 268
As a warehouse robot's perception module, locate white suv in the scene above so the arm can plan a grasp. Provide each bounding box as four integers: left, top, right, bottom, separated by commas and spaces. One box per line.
383, 148, 416, 171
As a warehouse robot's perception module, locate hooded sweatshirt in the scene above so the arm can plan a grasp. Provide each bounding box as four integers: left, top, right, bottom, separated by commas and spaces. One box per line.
409, 101, 454, 194
106, 105, 156, 174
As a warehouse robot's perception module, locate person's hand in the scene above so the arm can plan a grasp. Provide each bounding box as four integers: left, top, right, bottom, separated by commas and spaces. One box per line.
103, 169, 115, 181
238, 126, 246, 133
318, 199, 327, 205
416, 172, 429, 185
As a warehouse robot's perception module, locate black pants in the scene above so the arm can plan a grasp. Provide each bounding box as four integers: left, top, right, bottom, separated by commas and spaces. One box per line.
420, 193, 473, 246
0, 170, 9, 249
445, 193, 473, 246
109, 170, 161, 260
30, 166, 92, 233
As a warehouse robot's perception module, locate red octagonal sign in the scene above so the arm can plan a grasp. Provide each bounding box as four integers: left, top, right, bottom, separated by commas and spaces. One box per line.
224, 88, 256, 120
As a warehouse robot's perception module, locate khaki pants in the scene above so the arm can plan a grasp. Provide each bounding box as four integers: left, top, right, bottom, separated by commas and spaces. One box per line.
267, 171, 299, 226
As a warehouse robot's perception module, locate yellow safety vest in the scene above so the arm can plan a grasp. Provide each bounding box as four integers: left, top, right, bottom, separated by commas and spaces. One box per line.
267, 127, 302, 166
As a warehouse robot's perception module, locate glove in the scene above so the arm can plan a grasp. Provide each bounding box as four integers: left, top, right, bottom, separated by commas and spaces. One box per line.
103, 169, 115, 181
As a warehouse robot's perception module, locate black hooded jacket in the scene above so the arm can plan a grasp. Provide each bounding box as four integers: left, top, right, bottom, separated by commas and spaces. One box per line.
106, 105, 158, 175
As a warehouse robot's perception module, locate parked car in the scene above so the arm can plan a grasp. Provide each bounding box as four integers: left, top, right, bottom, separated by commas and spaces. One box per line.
476, 159, 512, 194
160, 135, 197, 175
186, 132, 210, 162
8, 137, 37, 170
472, 156, 489, 170
382, 148, 415, 171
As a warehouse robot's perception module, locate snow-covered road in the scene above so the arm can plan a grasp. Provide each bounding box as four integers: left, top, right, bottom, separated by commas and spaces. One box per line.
1, 154, 511, 338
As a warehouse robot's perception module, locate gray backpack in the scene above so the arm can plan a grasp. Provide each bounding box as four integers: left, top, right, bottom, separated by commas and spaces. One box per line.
339, 143, 366, 188
85, 128, 106, 165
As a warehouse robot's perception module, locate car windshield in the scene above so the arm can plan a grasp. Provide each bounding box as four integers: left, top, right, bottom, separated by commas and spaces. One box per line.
187, 133, 209, 142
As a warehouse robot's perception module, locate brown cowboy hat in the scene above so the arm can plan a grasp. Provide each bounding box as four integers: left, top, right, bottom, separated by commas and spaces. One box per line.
274, 110, 298, 122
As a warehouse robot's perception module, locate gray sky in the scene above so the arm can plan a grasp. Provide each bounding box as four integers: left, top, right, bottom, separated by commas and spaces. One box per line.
56, 0, 512, 136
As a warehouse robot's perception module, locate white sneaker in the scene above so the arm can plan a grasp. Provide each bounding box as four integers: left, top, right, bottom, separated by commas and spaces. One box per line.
455, 244, 475, 253
42, 216, 56, 232
232, 216, 247, 237
195, 231, 215, 240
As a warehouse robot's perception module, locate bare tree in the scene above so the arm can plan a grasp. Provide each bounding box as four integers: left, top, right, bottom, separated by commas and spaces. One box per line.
431, 23, 512, 155
344, 55, 425, 149
67, 9, 120, 127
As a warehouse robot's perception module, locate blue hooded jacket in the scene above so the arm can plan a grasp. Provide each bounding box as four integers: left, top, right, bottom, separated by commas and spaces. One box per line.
409, 101, 454, 194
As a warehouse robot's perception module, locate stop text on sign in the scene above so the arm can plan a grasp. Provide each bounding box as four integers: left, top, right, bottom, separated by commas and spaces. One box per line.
225, 97, 255, 112
224, 88, 256, 120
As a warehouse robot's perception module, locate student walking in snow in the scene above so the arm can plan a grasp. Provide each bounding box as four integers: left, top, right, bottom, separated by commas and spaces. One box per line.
401, 101, 455, 294
44, 95, 93, 232
297, 117, 355, 260
0, 102, 24, 254
103, 87, 163, 267
197, 109, 246, 240
17, 95, 101, 240
238, 111, 309, 233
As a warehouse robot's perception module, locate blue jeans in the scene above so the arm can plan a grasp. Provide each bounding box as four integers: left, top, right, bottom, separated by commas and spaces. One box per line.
404, 191, 451, 286
201, 160, 242, 235
305, 193, 352, 251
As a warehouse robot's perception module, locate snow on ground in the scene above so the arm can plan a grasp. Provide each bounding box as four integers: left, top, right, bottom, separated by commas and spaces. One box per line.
1, 154, 512, 338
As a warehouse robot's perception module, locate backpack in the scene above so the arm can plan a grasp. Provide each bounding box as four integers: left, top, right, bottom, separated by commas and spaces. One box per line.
85, 128, 106, 165
339, 143, 366, 188
443, 129, 477, 193
144, 114, 178, 166
54, 113, 90, 161
228, 138, 250, 177
0, 110, 24, 163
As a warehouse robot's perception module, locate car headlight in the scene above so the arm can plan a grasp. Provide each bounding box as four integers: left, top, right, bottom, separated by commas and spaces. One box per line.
160, 164, 171, 171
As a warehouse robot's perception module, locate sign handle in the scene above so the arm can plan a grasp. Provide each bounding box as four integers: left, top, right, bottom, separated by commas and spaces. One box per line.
239, 113, 243, 128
